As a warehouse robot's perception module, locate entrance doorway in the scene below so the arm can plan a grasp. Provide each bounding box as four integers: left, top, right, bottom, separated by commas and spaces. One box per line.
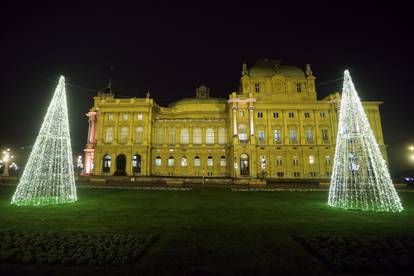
115, 154, 127, 176
240, 153, 249, 176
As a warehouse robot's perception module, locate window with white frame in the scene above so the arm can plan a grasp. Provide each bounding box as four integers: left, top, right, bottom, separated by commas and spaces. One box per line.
306, 129, 313, 142
288, 112, 294, 118
193, 128, 201, 144
238, 124, 248, 141
168, 127, 176, 144
220, 156, 226, 167
137, 114, 143, 120
309, 155, 315, 165
105, 127, 113, 143
257, 112, 263, 118
155, 156, 162, 166
293, 172, 301, 177
273, 112, 279, 118
293, 156, 299, 166
168, 156, 174, 167
194, 156, 200, 167
274, 129, 281, 143
135, 127, 143, 143
296, 83, 302, 92
320, 111, 326, 118
322, 129, 329, 141
122, 113, 128, 121
260, 156, 267, 170
181, 156, 188, 167
180, 128, 189, 144
218, 127, 227, 144
276, 156, 283, 166
206, 128, 214, 144
254, 83, 260, 93
207, 156, 213, 167
304, 112, 310, 118
290, 129, 297, 143
258, 130, 265, 142
108, 113, 114, 121
325, 156, 331, 165
120, 127, 128, 143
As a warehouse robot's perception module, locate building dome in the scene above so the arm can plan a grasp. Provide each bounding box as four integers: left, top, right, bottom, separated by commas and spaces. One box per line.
248, 59, 305, 78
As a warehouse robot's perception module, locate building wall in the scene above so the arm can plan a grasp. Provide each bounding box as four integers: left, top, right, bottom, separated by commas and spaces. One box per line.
84, 61, 386, 179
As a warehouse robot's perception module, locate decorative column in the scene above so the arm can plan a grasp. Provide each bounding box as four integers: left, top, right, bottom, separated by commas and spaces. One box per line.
83, 111, 97, 175
232, 105, 238, 136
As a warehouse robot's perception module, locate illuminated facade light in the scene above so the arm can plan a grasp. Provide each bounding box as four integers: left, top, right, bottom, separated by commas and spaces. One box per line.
11, 76, 77, 206
328, 70, 403, 212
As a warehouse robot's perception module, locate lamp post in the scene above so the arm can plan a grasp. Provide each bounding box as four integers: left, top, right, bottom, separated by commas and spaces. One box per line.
409, 145, 414, 162
2, 148, 13, 177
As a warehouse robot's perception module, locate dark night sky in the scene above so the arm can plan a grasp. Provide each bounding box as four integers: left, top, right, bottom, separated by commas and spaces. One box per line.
1, 2, 413, 177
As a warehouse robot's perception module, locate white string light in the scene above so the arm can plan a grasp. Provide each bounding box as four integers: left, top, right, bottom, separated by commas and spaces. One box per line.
328, 70, 403, 212
11, 76, 77, 206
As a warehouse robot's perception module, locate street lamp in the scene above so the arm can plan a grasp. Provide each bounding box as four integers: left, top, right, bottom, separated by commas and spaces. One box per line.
409, 145, 414, 163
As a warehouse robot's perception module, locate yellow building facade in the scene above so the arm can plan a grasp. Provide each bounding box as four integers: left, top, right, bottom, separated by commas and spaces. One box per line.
83, 60, 387, 180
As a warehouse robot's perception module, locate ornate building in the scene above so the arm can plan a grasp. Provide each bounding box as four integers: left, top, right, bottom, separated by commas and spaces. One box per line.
83, 60, 386, 179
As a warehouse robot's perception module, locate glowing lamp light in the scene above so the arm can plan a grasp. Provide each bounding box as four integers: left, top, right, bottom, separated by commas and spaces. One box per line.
328, 70, 403, 212
11, 76, 77, 206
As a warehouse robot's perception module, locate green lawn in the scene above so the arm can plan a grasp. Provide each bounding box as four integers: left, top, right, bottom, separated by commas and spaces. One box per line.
0, 185, 413, 275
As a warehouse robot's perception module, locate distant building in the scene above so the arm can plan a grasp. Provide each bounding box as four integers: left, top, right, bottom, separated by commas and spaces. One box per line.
83, 60, 386, 179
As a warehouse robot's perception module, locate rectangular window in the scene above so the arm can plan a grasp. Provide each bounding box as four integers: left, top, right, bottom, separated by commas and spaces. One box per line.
273, 112, 279, 118
207, 157, 213, 167
108, 113, 113, 121
156, 128, 163, 145
322, 129, 329, 141
304, 112, 310, 118
155, 157, 162, 167
325, 156, 331, 166
310, 172, 317, 177
255, 83, 260, 93
296, 83, 302, 92
123, 113, 128, 121
320, 111, 326, 118
194, 157, 200, 167
274, 129, 281, 143
137, 114, 143, 120
240, 110, 245, 117
257, 112, 263, 118
180, 128, 189, 144
258, 130, 265, 143
168, 127, 176, 144
293, 172, 301, 177
276, 156, 283, 166
168, 158, 174, 167
277, 172, 284, 177
206, 128, 215, 144
326, 171, 331, 177
306, 129, 313, 142
309, 155, 315, 165
288, 112, 294, 118
220, 157, 226, 167
290, 129, 297, 143
193, 128, 201, 144
218, 127, 227, 144
293, 157, 299, 166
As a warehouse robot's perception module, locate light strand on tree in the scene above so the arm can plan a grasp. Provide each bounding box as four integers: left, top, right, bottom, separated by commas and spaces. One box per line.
11, 76, 77, 206
328, 70, 403, 212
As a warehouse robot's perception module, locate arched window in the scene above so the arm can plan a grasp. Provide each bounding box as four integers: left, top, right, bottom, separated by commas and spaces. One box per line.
220, 156, 226, 167
274, 129, 281, 143
168, 156, 175, 167
180, 128, 189, 144
181, 156, 188, 167
103, 154, 111, 172
155, 156, 162, 167
260, 156, 267, 170
135, 127, 143, 144
193, 128, 201, 144
218, 127, 227, 144
206, 128, 214, 144
133, 154, 141, 173
194, 156, 200, 167
306, 128, 313, 142
105, 128, 113, 143
290, 128, 297, 143
207, 156, 213, 167
120, 127, 128, 143
168, 127, 176, 144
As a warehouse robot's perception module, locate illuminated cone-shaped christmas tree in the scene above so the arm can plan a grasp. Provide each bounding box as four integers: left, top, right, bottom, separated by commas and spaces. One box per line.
12, 76, 77, 206
328, 70, 402, 212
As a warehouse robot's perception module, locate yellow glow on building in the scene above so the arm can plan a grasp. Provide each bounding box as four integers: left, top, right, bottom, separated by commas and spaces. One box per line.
84, 60, 387, 179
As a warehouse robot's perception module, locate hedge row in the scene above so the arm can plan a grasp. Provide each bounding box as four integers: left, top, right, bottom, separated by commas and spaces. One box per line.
0, 231, 157, 266
295, 235, 414, 273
